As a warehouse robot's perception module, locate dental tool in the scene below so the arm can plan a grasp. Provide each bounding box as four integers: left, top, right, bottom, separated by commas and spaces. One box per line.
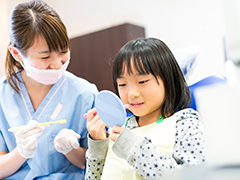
8, 119, 67, 132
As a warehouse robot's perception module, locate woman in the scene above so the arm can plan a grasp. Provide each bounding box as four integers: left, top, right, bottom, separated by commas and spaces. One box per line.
0, 1, 98, 179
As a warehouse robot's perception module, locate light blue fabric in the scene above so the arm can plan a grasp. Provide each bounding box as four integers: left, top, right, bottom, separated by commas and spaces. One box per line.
0, 70, 98, 179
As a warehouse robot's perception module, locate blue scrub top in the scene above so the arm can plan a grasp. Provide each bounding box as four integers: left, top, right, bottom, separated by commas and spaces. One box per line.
0, 70, 98, 179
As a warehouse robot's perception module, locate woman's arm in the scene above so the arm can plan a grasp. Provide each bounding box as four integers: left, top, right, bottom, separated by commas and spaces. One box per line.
0, 149, 27, 179
65, 147, 87, 170
0, 120, 45, 179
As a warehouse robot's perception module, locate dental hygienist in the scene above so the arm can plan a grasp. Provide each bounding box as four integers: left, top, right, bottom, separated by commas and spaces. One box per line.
0, 1, 98, 179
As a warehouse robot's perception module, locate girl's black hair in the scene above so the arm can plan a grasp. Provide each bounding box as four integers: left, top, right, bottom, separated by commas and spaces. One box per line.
112, 37, 191, 118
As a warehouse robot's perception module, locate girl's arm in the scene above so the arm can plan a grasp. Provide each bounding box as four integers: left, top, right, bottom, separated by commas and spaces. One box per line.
0, 149, 27, 179
85, 108, 109, 180
112, 109, 206, 179
85, 136, 109, 180
173, 111, 206, 166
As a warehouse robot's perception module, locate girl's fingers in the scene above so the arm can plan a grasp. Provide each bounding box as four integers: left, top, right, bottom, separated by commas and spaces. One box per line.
109, 126, 124, 142
86, 108, 97, 123
87, 114, 101, 130
109, 133, 119, 142
96, 119, 107, 130
88, 116, 104, 131
87, 116, 107, 140
111, 126, 124, 134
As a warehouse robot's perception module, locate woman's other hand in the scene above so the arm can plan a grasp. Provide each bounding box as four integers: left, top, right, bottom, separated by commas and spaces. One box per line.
54, 128, 80, 154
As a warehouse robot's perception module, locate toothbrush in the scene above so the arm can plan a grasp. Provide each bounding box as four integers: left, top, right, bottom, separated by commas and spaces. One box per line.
8, 119, 67, 132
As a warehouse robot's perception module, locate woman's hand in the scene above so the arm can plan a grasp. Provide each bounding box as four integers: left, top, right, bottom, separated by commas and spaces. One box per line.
109, 126, 124, 142
54, 128, 80, 155
15, 120, 45, 159
86, 108, 107, 140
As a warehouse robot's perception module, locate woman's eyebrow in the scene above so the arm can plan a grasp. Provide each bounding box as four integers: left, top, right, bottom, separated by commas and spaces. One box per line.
38, 50, 50, 54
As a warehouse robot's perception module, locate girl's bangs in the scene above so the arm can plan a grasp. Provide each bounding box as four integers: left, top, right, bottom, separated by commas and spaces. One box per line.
119, 54, 150, 77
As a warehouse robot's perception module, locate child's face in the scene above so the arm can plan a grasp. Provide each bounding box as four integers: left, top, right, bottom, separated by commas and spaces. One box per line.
117, 64, 165, 123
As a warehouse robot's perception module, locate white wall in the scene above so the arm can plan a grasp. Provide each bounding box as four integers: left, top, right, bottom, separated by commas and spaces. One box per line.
0, 0, 226, 85
223, 0, 240, 62
0, 0, 10, 77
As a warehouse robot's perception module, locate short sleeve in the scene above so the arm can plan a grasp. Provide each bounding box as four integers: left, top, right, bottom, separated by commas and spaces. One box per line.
80, 130, 88, 148
0, 130, 8, 152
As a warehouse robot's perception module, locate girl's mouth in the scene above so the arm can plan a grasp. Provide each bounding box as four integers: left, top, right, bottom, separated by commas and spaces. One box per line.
131, 102, 144, 108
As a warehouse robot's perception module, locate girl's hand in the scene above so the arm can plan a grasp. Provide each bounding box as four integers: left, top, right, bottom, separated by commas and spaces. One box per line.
86, 108, 107, 140
109, 126, 124, 142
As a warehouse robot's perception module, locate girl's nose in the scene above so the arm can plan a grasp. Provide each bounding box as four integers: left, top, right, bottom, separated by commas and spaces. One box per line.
128, 86, 140, 99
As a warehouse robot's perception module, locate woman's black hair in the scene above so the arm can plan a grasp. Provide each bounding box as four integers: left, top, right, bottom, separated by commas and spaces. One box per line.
112, 37, 191, 118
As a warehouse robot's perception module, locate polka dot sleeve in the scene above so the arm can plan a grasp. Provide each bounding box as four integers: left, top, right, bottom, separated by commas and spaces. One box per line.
174, 108, 206, 166
85, 135, 109, 180
113, 108, 206, 179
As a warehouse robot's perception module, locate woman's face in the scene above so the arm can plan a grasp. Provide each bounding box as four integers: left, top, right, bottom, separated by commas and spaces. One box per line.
23, 35, 70, 70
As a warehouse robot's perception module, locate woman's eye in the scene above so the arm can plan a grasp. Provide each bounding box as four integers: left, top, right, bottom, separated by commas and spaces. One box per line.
118, 84, 126, 87
41, 56, 50, 60
61, 51, 67, 54
139, 80, 149, 84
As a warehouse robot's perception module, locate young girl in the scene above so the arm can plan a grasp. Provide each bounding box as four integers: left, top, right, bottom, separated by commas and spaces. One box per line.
0, 1, 97, 179
85, 38, 206, 179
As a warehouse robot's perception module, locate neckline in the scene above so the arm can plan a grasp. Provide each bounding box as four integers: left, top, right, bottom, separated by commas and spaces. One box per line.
125, 115, 164, 128
16, 71, 66, 121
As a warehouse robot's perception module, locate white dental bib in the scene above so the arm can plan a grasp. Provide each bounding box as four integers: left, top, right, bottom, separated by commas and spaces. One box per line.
101, 114, 176, 180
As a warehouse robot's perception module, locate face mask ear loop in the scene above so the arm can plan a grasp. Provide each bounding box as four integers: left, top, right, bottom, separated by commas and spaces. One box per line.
15, 53, 26, 70
8, 45, 18, 62
8, 45, 25, 66
18, 60, 26, 70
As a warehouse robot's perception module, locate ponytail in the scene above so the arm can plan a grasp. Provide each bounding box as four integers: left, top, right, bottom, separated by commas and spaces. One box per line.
5, 43, 23, 93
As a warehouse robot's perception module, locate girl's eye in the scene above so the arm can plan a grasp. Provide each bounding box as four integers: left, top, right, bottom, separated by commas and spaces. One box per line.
139, 80, 149, 84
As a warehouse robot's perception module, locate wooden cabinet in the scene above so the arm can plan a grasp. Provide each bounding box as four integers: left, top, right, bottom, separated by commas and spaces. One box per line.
68, 23, 145, 92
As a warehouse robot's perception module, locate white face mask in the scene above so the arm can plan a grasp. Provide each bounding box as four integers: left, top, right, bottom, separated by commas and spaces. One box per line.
19, 57, 70, 85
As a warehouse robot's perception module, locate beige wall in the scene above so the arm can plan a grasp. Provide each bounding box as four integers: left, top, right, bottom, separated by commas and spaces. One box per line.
0, 0, 10, 77
0, 0, 227, 85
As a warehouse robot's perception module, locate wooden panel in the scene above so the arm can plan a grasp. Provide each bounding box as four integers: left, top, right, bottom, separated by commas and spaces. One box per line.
68, 23, 145, 92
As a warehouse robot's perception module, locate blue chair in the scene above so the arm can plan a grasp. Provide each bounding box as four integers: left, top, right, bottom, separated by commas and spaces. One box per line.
188, 75, 227, 111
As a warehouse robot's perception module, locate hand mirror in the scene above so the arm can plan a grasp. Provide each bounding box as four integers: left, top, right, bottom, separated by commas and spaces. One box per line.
95, 90, 126, 128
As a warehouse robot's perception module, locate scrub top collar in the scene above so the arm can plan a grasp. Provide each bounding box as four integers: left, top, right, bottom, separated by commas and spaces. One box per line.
16, 71, 67, 121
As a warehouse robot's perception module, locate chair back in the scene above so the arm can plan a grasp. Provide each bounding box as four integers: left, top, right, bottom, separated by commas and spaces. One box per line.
189, 75, 227, 110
